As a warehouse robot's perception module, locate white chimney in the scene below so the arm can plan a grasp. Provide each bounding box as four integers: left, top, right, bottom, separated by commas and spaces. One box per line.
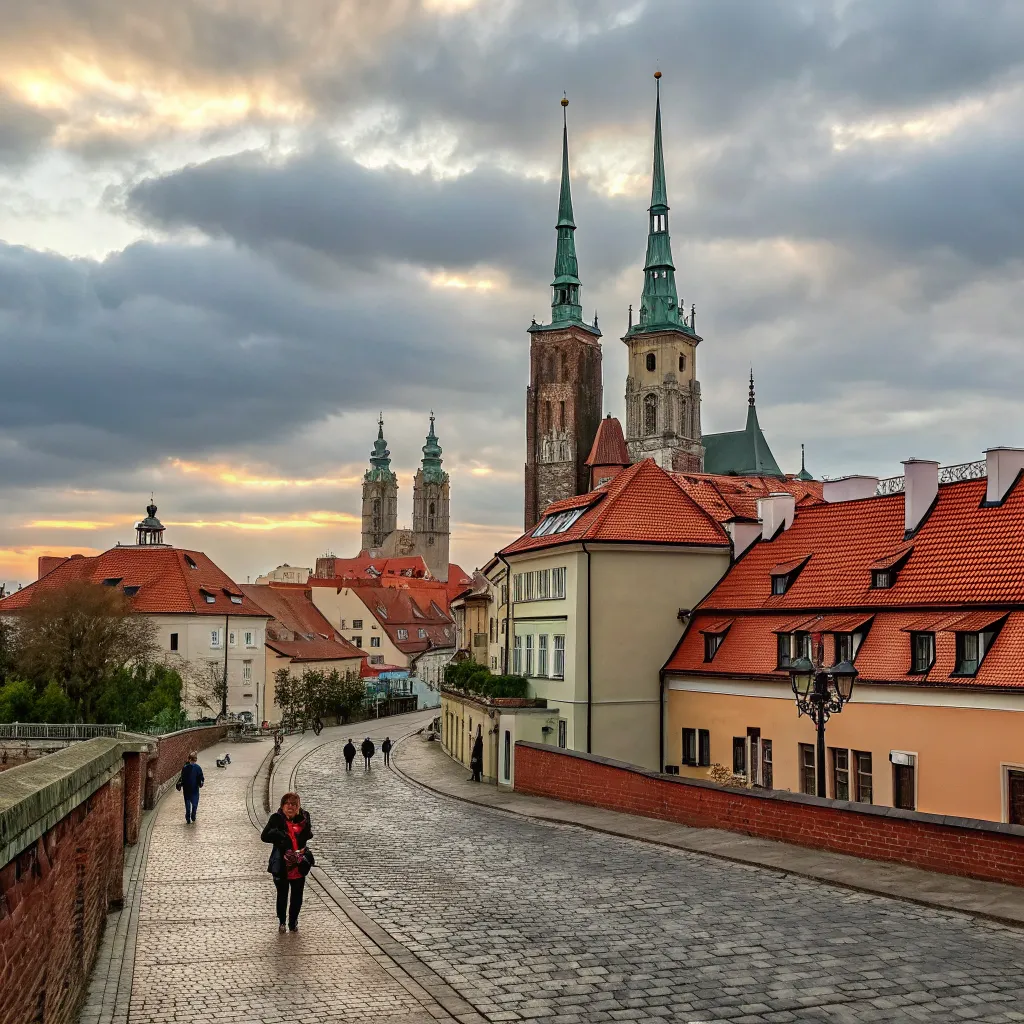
725, 519, 763, 558
757, 493, 796, 539
903, 459, 938, 535
823, 475, 880, 503
985, 447, 1024, 504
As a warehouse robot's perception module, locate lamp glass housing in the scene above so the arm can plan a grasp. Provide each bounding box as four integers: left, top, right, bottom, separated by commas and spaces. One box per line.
828, 660, 858, 702
789, 656, 815, 698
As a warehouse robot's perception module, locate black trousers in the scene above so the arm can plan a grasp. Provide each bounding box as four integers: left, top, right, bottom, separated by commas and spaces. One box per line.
274, 876, 305, 927
345, 759, 353, 771
383, 751, 391, 765
364, 756, 371, 768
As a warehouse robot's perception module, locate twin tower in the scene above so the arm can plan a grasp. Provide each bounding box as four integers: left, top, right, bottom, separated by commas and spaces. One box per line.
525, 74, 703, 528
360, 414, 451, 582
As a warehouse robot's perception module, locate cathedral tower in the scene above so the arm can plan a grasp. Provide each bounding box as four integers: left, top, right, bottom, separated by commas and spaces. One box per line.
361, 415, 398, 551
412, 413, 450, 581
622, 74, 703, 472
524, 97, 603, 529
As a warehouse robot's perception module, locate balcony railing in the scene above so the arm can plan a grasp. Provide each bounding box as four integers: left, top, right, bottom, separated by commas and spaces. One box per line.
0, 723, 124, 740
875, 460, 987, 496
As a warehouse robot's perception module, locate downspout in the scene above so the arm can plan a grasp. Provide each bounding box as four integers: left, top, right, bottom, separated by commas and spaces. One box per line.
222, 613, 229, 719
498, 554, 513, 674
582, 541, 592, 753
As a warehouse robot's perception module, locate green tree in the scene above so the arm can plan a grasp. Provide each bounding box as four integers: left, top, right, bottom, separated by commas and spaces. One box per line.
0, 679, 37, 722
95, 664, 184, 731
34, 680, 75, 723
14, 581, 158, 720
443, 661, 528, 699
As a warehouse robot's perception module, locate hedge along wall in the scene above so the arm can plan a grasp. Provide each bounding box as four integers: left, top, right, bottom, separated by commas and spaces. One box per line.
144, 725, 228, 807
0, 738, 144, 1024
514, 742, 1024, 889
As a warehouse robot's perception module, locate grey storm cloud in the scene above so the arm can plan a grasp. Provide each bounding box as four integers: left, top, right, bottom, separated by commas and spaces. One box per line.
0, 238, 516, 488
0, 88, 59, 166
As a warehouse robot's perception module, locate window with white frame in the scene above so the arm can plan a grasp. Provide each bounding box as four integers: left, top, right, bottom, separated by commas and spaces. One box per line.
244, 630, 256, 648
553, 635, 565, 677
552, 566, 566, 599
242, 660, 252, 681
536, 569, 550, 599
513, 635, 523, 675
371, 636, 381, 648
210, 629, 221, 649
397, 628, 408, 640
525, 635, 534, 675
229, 631, 237, 647
538, 634, 549, 676
418, 628, 427, 639
531, 507, 586, 538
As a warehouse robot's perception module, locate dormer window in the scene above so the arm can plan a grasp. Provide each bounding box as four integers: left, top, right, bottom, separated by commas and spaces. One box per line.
869, 547, 912, 590
418, 628, 427, 639
950, 613, 1005, 677
200, 588, 215, 604
102, 578, 123, 587
700, 619, 732, 663
769, 556, 810, 596
184, 554, 198, 570
532, 506, 588, 538
397, 628, 408, 640
123, 585, 140, 598
777, 631, 810, 669
910, 632, 935, 673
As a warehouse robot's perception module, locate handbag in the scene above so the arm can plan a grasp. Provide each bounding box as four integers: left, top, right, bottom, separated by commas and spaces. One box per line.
298, 849, 315, 877
175, 771, 184, 792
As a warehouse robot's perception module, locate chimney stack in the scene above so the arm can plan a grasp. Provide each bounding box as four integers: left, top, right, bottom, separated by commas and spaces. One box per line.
725, 518, 762, 558
757, 493, 796, 539
823, 475, 880, 503
903, 459, 938, 535
985, 447, 1024, 504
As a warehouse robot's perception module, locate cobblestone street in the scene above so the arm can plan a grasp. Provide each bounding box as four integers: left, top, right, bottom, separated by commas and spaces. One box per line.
301, 736, 1024, 1024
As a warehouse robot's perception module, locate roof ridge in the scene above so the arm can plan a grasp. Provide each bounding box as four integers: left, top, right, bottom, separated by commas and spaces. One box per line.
661, 463, 733, 541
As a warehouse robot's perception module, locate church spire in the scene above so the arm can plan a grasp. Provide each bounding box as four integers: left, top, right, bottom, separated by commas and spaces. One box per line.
632, 71, 689, 336
367, 413, 394, 479
420, 411, 446, 483
550, 95, 584, 326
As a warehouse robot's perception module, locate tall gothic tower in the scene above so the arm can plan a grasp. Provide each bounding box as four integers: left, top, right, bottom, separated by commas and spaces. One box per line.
412, 413, 450, 581
361, 416, 398, 551
524, 98, 603, 529
622, 74, 703, 472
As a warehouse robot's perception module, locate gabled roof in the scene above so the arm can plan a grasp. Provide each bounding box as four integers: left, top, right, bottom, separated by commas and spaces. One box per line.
664, 473, 1024, 689
702, 378, 783, 477
241, 584, 364, 663
502, 459, 731, 556
346, 582, 456, 655
0, 546, 269, 618
585, 415, 630, 468
671, 471, 823, 522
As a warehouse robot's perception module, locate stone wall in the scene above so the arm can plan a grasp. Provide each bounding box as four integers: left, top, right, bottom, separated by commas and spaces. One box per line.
514, 741, 1024, 888
0, 739, 134, 1024
144, 725, 227, 807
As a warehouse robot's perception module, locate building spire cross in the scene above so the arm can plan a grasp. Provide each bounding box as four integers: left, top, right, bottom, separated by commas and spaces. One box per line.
749, 368, 755, 407
548, 94, 584, 326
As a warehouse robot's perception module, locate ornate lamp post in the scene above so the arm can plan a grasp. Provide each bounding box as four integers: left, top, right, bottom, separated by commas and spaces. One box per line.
788, 649, 858, 798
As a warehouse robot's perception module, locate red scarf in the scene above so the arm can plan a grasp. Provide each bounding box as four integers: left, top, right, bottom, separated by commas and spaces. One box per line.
285, 816, 304, 880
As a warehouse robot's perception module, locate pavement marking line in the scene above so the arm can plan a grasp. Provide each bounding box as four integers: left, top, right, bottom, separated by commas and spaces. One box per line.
247, 720, 489, 1024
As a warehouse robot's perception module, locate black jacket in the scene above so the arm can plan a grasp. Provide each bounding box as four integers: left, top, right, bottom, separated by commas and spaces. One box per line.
361, 739, 375, 758
471, 736, 484, 766
381, 739, 392, 754
261, 809, 313, 877
343, 741, 356, 762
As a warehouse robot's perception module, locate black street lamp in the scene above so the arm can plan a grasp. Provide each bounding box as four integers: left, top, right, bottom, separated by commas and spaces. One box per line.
789, 655, 858, 798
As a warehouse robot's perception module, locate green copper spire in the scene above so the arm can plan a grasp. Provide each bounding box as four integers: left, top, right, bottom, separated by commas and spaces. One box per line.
632, 72, 690, 336
366, 413, 396, 482
420, 411, 446, 484
550, 95, 584, 326
796, 443, 814, 481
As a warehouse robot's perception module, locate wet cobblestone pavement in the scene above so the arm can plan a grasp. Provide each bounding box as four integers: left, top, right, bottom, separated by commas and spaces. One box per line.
302, 738, 1024, 1024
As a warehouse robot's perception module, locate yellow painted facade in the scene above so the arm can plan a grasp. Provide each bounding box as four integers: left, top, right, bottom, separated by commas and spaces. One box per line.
665, 678, 1024, 823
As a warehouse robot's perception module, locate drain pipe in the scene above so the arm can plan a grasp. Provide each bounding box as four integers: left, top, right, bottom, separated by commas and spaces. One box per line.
498, 554, 513, 675
582, 541, 592, 753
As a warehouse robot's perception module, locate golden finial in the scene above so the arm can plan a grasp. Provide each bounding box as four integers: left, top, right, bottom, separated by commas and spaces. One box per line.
561, 93, 568, 107
654, 70, 662, 79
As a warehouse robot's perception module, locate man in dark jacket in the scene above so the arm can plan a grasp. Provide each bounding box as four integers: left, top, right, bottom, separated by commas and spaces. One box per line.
361, 737, 375, 769
470, 732, 484, 783
343, 739, 356, 771
381, 737, 392, 767
177, 751, 204, 823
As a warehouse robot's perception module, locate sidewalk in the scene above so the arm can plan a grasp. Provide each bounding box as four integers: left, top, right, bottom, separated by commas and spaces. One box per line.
392, 728, 1024, 928
78, 723, 474, 1024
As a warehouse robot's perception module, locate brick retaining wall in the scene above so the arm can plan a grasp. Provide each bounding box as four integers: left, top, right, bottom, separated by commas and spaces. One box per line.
0, 739, 134, 1023
514, 742, 1024, 888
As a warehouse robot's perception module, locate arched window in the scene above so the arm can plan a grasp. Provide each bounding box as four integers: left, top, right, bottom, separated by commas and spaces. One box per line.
645, 352, 656, 373
372, 497, 382, 537
678, 353, 685, 372
644, 393, 658, 435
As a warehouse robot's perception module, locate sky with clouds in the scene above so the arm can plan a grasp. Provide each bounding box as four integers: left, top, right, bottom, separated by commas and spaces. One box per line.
3, 0, 1024, 586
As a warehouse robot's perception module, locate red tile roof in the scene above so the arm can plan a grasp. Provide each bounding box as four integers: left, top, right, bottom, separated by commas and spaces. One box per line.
671, 472, 824, 522
502, 459, 732, 556
664, 475, 1024, 689
241, 584, 364, 663
345, 582, 456, 655
0, 546, 269, 618
585, 415, 630, 468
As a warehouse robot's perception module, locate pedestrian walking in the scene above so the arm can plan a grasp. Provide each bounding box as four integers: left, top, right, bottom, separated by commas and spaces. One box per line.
343, 738, 356, 771
470, 731, 484, 783
261, 791, 314, 933
175, 750, 204, 823
381, 736, 392, 767
361, 736, 375, 769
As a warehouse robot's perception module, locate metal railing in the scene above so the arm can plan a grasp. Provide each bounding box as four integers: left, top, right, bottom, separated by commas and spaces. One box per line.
875, 460, 986, 497
0, 723, 124, 740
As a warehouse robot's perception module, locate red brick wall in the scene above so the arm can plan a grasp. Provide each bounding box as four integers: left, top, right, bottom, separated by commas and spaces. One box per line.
514, 742, 1024, 888
0, 771, 125, 1024
122, 751, 147, 845
145, 726, 227, 806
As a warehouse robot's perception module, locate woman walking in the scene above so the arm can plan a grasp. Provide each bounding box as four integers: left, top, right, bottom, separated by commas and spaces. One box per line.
261, 791, 313, 933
